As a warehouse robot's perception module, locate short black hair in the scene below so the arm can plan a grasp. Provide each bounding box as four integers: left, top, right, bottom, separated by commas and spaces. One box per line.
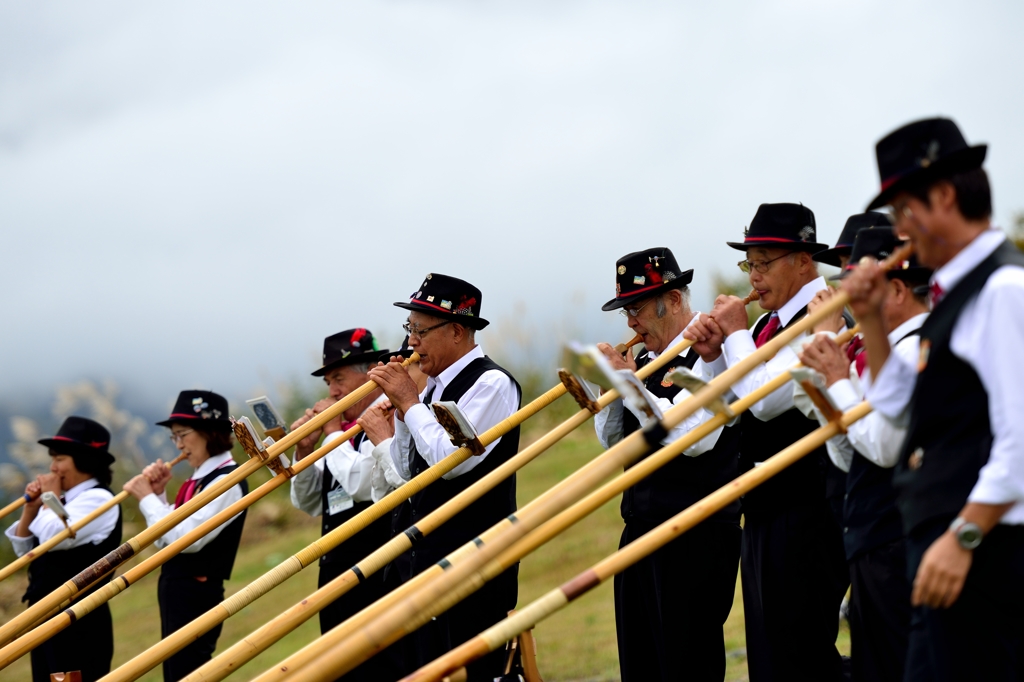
66, 452, 114, 487
193, 423, 235, 456
903, 167, 992, 221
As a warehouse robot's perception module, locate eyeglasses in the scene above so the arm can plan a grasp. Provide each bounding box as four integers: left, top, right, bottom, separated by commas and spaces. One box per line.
618, 299, 654, 318
401, 320, 450, 340
169, 429, 194, 444
738, 253, 789, 274
888, 200, 915, 235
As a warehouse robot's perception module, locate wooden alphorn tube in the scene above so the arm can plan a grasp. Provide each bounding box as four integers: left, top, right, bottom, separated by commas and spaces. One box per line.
402, 402, 874, 682
0, 495, 31, 521
180, 333, 699, 682
0, 355, 419, 648
612, 333, 643, 354
0, 453, 189, 585
251, 324, 857, 682
261, 260, 905, 681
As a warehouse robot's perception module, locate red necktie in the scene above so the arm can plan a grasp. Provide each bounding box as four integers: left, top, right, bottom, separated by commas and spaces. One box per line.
855, 350, 869, 378
755, 313, 780, 348
174, 478, 199, 509
929, 281, 944, 307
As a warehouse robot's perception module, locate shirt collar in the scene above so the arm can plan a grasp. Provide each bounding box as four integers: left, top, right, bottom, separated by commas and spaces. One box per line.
888, 312, 930, 345
426, 345, 485, 397
191, 452, 235, 480
777, 276, 828, 326
647, 315, 697, 362
932, 229, 1006, 295
64, 478, 99, 502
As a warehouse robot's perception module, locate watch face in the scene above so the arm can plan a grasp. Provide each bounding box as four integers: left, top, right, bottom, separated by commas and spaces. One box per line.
958, 524, 983, 550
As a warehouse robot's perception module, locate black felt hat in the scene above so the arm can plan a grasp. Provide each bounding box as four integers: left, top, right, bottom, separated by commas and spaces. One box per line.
727, 203, 828, 253
866, 117, 987, 210
813, 212, 892, 267
393, 273, 489, 330
156, 390, 232, 430
833, 226, 931, 282
601, 247, 693, 312
311, 328, 383, 376
38, 416, 115, 466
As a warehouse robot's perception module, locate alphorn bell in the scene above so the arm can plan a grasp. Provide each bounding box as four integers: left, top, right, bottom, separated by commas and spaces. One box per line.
404, 401, 874, 682
254, 323, 857, 682
0, 452, 189, 585
264, 253, 907, 681
93, 333, 647, 682
0, 355, 420, 649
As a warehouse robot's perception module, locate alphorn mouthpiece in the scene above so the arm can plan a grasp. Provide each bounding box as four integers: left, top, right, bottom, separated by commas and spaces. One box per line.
613, 334, 644, 354
741, 289, 760, 305
167, 452, 189, 468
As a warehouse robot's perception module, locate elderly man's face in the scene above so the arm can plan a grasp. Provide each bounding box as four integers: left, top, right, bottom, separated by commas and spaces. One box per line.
624, 291, 682, 355
405, 311, 459, 377
324, 365, 372, 422
745, 247, 807, 311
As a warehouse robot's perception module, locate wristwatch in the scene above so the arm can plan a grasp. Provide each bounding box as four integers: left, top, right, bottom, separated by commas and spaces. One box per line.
949, 516, 983, 550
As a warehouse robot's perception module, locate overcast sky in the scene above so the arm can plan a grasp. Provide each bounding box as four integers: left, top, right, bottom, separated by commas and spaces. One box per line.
2, 0, 1023, 414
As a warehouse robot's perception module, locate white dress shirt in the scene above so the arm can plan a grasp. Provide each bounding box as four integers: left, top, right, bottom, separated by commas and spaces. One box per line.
139, 452, 244, 552
867, 229, 1024, 525
390, 345, 520, 480
5, 478, 119, 557
711, 276, 830, 421
819, 313, 929, 472
594, 322, 728, 455
290, 393, 391, 515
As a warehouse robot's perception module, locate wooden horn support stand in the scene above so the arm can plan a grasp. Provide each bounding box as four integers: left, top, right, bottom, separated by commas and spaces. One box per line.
88, 333, 649, 681
0, 354, 420, 653
258, 251, 908, 682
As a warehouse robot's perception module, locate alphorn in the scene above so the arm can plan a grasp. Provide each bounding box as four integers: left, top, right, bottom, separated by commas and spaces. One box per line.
179, 332, 676, 682
250, 324, 857, 682
257, 254, 906, 681
93, 333, 648, 682
403, 402, 874, 682
0, 452, 189, 584
0, 495, 31, 521
0, 355, 419, 648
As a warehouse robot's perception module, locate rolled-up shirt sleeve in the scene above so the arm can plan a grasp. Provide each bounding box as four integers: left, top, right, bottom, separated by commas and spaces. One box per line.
5, 522, 37, 557
139, 477, 244, 553
289, 457, 323, 517
22, 488, 119, 551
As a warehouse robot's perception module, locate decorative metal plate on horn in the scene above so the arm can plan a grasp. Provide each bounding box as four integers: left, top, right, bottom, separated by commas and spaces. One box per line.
41, 491, 76, 539
667, 367, 735, 418
246, 395, 288, 441
233, 416, 269, 461
431, 401, 486, 456
557, 368, 600, 413
562, 342, 662, 425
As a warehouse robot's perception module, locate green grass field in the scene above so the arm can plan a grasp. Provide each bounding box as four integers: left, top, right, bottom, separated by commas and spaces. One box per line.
0, 393, 848, 680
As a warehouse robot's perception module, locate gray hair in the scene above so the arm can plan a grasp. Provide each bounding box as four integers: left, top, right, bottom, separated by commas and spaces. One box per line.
655, 287, 690, 318
350, 362, 372, 374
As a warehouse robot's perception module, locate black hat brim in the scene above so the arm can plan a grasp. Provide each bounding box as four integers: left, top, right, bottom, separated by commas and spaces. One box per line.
866, 145, 987, 211
311, 350, 388, 377
155, 415, 233, 430
812, 246, 853, 267
392, 302, 490, 330
37, 438, 116, 465
376, 347, 415, 364
726, 239, 829, 253
600, 270, 694, 312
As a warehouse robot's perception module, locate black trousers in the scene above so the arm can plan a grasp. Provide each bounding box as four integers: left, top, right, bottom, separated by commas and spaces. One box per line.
158, 574, 225, 682
614, 519, 740, 682
385, 561, 519, 682
29, 599, 113, 682
317, 560, 398, 682
903, 521, 1024, 682
848, 538, 911, 682
741, 503, 849, 682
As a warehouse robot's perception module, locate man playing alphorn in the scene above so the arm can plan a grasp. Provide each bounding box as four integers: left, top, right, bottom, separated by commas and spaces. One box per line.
368, 273, 521, 681
688, 203, 849, 681
4, 416, 122, 682
801, 226, 931, 682
593, 247, 742, 681
288, 328, 399, 682
843, 117, 1024, 680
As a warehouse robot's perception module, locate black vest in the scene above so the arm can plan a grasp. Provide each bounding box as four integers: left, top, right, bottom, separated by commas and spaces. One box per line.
23, 485, 123, 605
162, 463, 249, 580
390, 356, 521, 576
895, 240, 1024, 535
739, 307, 833, 514
319, 431, 391, 565
620, 347, 741, 524
842, 327, 921, 560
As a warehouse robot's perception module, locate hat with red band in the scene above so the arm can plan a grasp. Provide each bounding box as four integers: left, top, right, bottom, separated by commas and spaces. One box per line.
600, 247, 693, 312
156, 390, 232, 430
866, 117, 986, 211
727, 203, 827, 253
311, 328, 384, 376
38, 416, 115, 465
394, 273, 490, 330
